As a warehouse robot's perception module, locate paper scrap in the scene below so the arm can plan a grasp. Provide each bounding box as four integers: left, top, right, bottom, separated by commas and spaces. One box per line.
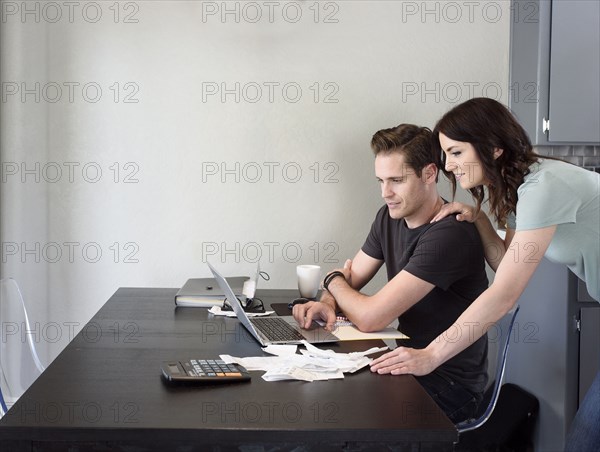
262, 344, 298, 356
219, 342, 388, 382
262, 366, 319, 382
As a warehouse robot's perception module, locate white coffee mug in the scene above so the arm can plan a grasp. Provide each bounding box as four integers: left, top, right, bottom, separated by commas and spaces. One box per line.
296, 265, 321, 299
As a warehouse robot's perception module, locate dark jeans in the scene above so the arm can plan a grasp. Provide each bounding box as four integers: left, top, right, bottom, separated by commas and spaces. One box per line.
565, 369, 600, 452
416, 371, 481, 424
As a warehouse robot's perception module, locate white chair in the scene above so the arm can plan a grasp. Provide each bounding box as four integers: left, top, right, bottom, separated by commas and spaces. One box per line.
0, 278, 46, 417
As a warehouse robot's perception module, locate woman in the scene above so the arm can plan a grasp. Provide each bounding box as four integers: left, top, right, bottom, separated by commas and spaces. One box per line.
370, 98, 599, 451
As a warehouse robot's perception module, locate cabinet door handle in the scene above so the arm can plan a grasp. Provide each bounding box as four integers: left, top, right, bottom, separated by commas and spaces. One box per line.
542, 118, 550, 134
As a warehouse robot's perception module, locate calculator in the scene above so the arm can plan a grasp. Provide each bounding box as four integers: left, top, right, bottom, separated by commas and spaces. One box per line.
161, 359, 251, 384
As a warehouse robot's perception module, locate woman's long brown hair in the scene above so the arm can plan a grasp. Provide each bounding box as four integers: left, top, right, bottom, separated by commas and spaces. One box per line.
432, 98, 544, 226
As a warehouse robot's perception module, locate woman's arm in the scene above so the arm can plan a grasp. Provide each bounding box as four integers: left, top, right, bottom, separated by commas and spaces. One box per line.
471, 212, 515, 272
370, 225, 556, 376
431, 202, 513, 271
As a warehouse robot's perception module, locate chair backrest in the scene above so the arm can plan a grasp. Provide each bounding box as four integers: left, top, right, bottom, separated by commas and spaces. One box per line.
456, 305, 520, 433
0, 278, 46, 416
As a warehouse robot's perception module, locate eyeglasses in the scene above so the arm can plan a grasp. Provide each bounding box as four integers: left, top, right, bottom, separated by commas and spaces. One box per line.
221, 270, 271, 313
222, 296, 265, 313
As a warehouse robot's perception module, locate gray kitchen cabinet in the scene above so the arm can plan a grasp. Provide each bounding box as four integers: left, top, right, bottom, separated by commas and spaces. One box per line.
510, 0, 600, 145
578, 302, 600, 406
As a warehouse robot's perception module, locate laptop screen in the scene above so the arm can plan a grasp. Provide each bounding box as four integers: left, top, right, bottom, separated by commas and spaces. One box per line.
207, 262, 264, 345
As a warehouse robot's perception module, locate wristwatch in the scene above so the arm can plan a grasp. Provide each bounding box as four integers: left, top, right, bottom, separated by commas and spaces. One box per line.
323, 271, 345, 291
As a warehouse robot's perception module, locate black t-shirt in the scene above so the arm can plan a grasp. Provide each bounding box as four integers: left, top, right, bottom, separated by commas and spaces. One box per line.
362, 205, 489, 394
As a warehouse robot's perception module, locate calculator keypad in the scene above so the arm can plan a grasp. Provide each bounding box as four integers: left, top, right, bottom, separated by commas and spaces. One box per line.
163, 358, 251, 383
189, 359, 243, 377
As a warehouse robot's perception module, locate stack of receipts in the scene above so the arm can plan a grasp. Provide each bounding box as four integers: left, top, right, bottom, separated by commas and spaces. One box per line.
220, 341, 388, 382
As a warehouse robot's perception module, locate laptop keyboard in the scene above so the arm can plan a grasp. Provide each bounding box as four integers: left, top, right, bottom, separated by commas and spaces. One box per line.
250, 317, 305, 342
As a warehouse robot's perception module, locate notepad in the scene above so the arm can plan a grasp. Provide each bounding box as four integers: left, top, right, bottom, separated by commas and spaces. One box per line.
313, 319, 408, 341
330, 325, 407, 341
314, 318, 353, 327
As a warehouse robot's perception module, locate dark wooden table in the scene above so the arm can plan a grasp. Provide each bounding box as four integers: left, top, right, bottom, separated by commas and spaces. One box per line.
0, 288, 457, 451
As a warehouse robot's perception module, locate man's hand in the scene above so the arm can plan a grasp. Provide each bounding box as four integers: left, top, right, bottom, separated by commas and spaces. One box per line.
369, 346, 439, 377
292, 301, 336, 330
430, 201, 479, 223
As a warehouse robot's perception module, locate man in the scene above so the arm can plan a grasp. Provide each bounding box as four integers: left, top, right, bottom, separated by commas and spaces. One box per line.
293, 124, 489, 423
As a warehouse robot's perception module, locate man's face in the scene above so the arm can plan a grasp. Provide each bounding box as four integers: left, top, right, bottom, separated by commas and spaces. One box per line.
375, 152, 430, 221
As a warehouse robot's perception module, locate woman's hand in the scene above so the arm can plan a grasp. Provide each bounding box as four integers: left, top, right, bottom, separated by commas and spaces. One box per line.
431, 201, 479, 223
370, 346, 440, 376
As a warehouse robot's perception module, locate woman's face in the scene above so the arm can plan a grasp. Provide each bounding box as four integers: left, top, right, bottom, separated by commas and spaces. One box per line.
439, 132, 487, 189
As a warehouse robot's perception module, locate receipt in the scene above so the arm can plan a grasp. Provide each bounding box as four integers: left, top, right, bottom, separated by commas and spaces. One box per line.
262, 366, 319, 382
300, 340, 388, 359
219, 354, 278, 371
219, 342, 388, 382
262, 344, 298, 356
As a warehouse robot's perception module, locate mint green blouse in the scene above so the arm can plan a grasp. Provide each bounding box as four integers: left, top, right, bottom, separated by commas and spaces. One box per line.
506, 159, 599, 301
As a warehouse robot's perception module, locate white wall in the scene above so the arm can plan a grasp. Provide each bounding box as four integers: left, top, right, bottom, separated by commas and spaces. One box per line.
1, 0, 510, 363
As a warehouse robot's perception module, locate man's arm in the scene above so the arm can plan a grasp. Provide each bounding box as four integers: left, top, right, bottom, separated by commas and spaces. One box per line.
326, 266, 435, 332
293, 250, 383, 328
339, 249, 383, 291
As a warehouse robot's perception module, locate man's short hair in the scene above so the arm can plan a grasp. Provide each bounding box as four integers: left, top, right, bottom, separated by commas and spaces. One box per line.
370, 124, 438, 180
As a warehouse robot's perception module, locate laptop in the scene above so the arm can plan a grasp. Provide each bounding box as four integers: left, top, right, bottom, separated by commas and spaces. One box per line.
207, 262, 339, 345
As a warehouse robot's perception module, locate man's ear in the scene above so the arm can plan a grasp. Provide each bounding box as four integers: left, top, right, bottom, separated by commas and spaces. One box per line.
422, 163, 438, 184
493, 148, 504, 159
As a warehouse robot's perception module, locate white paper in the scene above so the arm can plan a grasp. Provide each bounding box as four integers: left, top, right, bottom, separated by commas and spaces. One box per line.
219, 354, 280, 371
262, 344, 298, 356
262, 366, 319, 382
219, 342, 388, 382
300, 340, 388, 359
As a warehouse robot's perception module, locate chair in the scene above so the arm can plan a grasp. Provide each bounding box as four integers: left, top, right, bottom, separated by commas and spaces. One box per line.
0, 278, 46, 417
455, 305, 520, 434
